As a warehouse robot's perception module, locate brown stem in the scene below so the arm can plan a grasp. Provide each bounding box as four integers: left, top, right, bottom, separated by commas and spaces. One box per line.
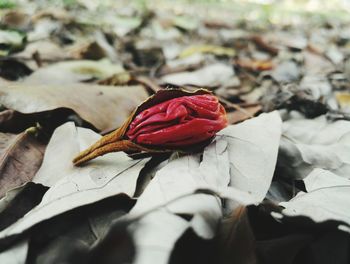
73, 126, 158, 166
73, 114, 137, 166
73, 139, 137, 166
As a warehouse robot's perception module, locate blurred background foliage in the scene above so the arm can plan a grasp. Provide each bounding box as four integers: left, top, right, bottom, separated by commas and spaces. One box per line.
1, 0, 349, 23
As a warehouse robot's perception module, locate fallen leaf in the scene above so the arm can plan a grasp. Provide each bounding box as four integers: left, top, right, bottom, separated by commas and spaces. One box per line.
266, 31, 308, 50
110, 15, 143, 37
26, 195, 134, 264
336, 92, 350, 112
226, 105, 262, 124
0, 122, 149, 239
0, 83, 148, 131
172, 15, 198, 31
218, 111, 282, 211
236, 59, 274, 72
278, 115, 350, 180
270, 61, 300, 83
125, 112, 281, 263
299, 75, 332, 102
161, 63, 234, 87
0, 183, 48, 231
27, 18, 62, 42
247, 203, 349, 264
179, 45, 235, 58
126, 140, 229, 264
303, 51, 335, 75
14, 40, 69, 62
129, 211, 190, 264
251, 35, 278, 56
0, 239, 28, 264
0, 30, 25, 56
24, 59, 125, 84
0, 131, 45, 198
161, 53, 204, 75
280, 169, 350, 230
1, 10, 30, 30
325, 45, 344, 65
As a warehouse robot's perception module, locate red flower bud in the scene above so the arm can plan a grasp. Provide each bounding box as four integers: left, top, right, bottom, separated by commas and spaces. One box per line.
73, 89, 227, 166
126, 95, 227, 146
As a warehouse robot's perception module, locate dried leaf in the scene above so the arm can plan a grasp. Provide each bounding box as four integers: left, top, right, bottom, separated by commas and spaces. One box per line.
161, 63, 234, 87
0, 83, 148, 131
0, 131, 45, 198
236, 59, 274, 72
0, 239, 28, 264
124, 112, 281, 263
280, 169, 350, 230
179, 45, 235, 58
226, 105, 262, 124
0, 182, 48, 231
0, 122, 149, 239
14, 40, 69, 62
24, 59, 125, 84
218, 111, 282, 211
270, 61, 300, 83
278, 115, 350, 180
0, 30, 25, 55
336, 92, 350, 112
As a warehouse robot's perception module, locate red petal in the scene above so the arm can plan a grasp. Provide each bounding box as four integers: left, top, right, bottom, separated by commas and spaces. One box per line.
126, 94, 227, 147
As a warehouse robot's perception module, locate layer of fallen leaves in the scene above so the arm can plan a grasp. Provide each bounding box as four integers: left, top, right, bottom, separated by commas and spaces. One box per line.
0, 0, 350, 264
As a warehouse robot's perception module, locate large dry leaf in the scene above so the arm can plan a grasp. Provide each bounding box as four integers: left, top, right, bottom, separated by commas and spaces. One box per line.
129, 112, 282, 217
218, 111, 282, 210
129, 211, 190, 264
24, 59, 125, 84
0, 183, 48, 232
126, 112, 281, 264
127, 141, 229, 264
0, 239, 28, 264
13, 40, 69, 63
270, 61, 300, 83
161, 63, 235, 87
0, 132, 45, 198
278, 115, 350, 180
0, 122, 149, 240
303, 51, 336, 75
0, 83, 148, 131
280, 169, 350, 231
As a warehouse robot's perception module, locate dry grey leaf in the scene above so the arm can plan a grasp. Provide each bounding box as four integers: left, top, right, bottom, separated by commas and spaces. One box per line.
0, 122, 149, 240
129, 210, 190, 264
126, 112, 281, 264
278, 115, 350, 180
0, 131, 45, 198
0, 239, 28, 264
0, 83, 148, 131
303, 51, 335, 75
0, 182, 48, 232
299, 75, 332, 102
161, 63, 234, 87
270, 61, 300, 83
127, 141, 228, 264
280, 168, 350, 230
24, 59, 126, 84
218, 111, 282, 211
13, 40, 69, 63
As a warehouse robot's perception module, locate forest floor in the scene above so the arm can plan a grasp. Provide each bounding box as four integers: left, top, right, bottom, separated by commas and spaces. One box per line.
0, 1, 350, 264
